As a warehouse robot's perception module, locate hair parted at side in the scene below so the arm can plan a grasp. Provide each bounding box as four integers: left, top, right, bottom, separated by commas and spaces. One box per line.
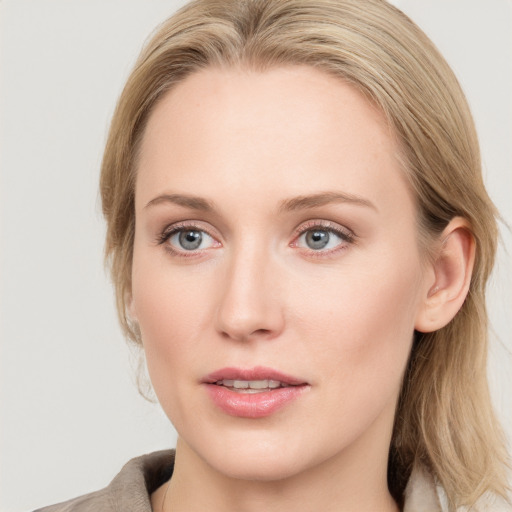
100, 0, 510, 508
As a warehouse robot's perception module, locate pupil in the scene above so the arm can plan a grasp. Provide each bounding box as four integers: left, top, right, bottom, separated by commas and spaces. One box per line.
179, 230, 202, 250
306, 230, 329, 250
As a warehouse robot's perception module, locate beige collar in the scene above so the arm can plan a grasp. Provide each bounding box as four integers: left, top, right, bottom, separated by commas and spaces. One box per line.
404, 463, 511, 512
403, 463, 442, 511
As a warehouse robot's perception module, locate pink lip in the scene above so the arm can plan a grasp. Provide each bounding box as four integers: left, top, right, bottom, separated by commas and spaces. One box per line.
204, 366, 306, 386
203, 366, 309, 419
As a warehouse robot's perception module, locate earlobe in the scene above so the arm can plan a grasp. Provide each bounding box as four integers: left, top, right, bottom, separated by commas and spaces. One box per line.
415, 217, 476, 333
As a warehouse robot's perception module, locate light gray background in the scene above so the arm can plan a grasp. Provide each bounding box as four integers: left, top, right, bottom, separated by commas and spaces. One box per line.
1, 1, 510, 511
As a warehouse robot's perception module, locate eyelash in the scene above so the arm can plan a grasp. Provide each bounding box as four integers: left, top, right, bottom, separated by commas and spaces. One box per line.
290, 220, 356, 257
156, 220, 356, 258
156, 222, 218, 258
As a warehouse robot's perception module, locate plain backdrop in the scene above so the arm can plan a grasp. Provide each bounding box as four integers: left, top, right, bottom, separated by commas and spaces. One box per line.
1, 1, 511, 511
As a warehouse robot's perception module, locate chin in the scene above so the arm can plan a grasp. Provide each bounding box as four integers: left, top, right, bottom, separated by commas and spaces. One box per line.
211, 450, 307, 482
185, 429, 321, 482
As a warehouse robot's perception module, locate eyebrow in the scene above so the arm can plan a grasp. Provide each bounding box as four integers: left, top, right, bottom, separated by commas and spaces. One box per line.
278, 191, 377, 212
144, 193, 215, 212
144, 191, 377, 213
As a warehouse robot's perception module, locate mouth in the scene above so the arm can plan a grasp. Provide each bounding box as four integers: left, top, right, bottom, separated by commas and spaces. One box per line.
213, 379, 300, 394
203, 366, 307, 388
203, 366, 309, 418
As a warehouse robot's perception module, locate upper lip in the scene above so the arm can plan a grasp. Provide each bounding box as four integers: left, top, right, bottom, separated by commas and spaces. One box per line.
203, 366, 307, 386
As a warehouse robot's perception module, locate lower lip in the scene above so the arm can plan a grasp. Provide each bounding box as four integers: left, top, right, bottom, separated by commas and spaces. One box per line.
205, 384, 308, 418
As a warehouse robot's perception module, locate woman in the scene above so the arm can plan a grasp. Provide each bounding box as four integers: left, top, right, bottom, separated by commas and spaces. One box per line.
35, 0, 510, 510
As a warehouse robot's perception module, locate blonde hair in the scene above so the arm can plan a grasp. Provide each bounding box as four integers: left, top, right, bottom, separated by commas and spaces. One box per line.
100, 0, 509, 508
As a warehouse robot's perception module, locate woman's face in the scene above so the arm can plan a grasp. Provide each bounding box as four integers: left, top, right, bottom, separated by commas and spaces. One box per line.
131, 66, 431, 480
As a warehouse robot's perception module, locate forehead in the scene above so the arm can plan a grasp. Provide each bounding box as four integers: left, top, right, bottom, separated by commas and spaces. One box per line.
136, 65, 412, 216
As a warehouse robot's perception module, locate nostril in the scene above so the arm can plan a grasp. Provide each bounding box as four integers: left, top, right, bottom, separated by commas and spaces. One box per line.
252, 328, 272, 337
219, 327, 275, 342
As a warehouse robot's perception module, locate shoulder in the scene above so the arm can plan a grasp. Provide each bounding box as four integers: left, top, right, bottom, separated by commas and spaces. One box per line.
33, 450, 175, 512
404, 464, 512, 512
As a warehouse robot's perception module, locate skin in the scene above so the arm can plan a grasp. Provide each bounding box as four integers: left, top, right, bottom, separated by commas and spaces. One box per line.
130, 65, 461, 511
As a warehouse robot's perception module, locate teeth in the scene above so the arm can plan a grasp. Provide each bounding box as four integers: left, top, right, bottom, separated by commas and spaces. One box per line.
246, 380, 268, 389
217, 379, 286, 390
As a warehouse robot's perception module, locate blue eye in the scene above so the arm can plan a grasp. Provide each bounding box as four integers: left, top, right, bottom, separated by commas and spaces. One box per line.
168, 229, 215, 251
297, 229, 343, 251
306, 230, 331, 250
294, 222, 354, 252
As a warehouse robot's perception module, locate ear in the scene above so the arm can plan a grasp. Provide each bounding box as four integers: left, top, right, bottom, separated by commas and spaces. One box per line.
415, 217, 476, 333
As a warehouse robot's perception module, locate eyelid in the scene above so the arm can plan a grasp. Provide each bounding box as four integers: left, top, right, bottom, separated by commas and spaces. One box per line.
293, 219, 355, 239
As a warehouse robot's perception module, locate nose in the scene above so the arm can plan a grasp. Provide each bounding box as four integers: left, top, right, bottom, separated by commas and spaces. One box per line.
214, 244, 285, 342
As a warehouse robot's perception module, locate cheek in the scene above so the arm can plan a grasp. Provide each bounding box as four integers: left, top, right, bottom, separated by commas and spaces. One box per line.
131, 240, 209, 338
130, 248, 207, 394
292, 259, 422, 383
297, 261, 420, 329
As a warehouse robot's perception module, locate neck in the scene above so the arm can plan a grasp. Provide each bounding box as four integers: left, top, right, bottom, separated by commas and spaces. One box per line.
157, 425, 399, 512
